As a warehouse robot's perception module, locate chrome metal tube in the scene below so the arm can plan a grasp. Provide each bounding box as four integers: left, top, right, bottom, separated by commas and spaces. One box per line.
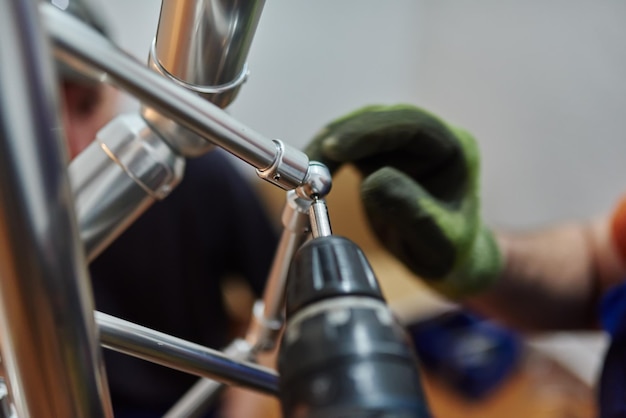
42, 3, 309, 190
70, 114, 185, 261
0, 1, 112, 416
96, 312, 279, 396
163, 340, 251, 418
153, 0, 266, 108
309, 199, 333, 238
249, 191, 312, 350
164, 379, 223, 418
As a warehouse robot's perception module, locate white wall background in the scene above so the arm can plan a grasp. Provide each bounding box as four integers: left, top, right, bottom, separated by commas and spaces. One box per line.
416, 1, 626, 228
99, 0, 626, 230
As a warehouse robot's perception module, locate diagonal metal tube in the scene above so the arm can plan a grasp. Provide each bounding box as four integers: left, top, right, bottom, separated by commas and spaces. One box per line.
162, 339, 251, 418
96, 312, 279, 396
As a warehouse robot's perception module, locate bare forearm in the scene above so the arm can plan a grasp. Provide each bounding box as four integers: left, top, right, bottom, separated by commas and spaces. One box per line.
466, 218, 625, 331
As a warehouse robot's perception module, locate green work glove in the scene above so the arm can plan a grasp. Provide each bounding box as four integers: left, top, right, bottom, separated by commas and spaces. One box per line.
305, 104, 503, 298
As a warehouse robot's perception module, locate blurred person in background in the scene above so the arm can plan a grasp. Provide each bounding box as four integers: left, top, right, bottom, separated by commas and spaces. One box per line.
55, 1, 278, 416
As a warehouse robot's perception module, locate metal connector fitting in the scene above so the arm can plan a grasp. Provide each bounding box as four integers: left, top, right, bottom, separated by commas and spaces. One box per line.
282, 190, 313, 234
97, 114, 185, 199
70, 113, 185, 259
297, 161, 332, 200
149, 41, 249, 108
152, 0, 264, 108
256, 140, 310, 191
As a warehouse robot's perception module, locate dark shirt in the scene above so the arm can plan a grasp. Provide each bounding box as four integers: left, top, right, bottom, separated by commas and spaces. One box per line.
90, 150, 278, 416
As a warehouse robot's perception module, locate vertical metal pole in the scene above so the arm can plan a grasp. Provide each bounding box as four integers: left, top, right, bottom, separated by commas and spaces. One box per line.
0, 1, 112, 416
153, 0, 266, 107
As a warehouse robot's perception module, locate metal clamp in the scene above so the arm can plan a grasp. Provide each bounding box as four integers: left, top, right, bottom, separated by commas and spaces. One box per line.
257, 139, 287, 186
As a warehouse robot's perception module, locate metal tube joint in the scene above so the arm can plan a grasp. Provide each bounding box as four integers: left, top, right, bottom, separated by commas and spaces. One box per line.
70, 113, 185, 259
97, 114, 185, 199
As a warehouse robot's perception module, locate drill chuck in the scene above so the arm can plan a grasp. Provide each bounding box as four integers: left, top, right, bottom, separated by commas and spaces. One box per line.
278, 236, 431, 417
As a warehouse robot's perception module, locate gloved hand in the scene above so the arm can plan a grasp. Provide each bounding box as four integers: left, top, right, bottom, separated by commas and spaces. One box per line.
305, 104, 503, 298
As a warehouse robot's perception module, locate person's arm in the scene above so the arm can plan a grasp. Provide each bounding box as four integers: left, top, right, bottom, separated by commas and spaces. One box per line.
467, 216, 626, 330
305, 104, 626, 333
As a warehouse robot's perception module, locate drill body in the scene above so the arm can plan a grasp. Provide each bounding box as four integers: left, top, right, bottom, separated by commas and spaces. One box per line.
278, 235, 431, 418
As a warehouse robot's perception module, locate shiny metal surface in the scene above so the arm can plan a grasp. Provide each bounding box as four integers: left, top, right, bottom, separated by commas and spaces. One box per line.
153, 0, 265, 107
43, 3, 310, 189
141, 99, 215, 158
297, 161, 333, 199
142, 54, 215, 159
96, 312, 279, 396
248, 190, 312, 350
70, 114, 185, 260
309, 199, 333, 238
164, 379, 223, 418
255, 139, 312, 191
0, 1, 112, 416
164, 339, 252, 418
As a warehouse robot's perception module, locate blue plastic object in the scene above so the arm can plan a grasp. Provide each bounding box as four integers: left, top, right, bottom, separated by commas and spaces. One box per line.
407, 310, 522, 400
598, 282, 626, 417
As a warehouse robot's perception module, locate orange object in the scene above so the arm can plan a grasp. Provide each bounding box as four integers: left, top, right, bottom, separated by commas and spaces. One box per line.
611, 196, 626, 262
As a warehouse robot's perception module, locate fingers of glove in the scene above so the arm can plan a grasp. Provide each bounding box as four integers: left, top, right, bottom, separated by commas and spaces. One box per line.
311, 104, 461, 168
361, 167, 496, 297
357, 126, 480, 208
355, 144, 470, 206
458, 229, 503, 291
430, 229, 503, 298
304, 126, 343, 174
360, 166, 463, 280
